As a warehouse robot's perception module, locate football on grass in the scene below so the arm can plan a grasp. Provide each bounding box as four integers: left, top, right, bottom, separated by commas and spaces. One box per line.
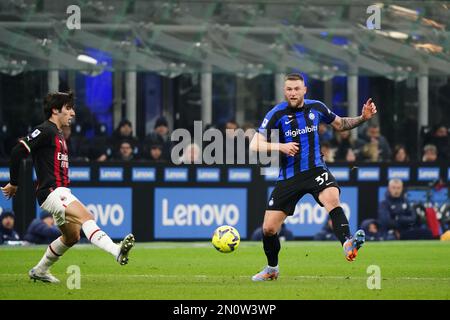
211, 225, 240, 253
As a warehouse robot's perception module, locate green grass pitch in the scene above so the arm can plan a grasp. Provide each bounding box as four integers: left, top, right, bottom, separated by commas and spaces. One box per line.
0, 241, 449, 300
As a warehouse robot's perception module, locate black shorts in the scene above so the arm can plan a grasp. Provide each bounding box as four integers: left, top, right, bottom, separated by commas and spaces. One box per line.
267, 167, 340, 216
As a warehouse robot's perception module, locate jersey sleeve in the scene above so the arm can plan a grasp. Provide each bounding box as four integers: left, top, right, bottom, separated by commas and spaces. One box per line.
258, 108, 279, 136
316, 102, 337, 124
19, 126, 51, 153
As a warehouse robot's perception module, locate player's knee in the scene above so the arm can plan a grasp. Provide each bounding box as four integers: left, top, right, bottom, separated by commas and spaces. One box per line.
263, 225, 278, 236
320, 194, 340, 210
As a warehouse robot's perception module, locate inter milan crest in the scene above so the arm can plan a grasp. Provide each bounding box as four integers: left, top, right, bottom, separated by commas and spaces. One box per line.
308, 112, 315, 120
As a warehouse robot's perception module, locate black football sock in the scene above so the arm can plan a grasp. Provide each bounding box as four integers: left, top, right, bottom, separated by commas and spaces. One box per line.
329, 206, 351, 245
263, 233, 280, 267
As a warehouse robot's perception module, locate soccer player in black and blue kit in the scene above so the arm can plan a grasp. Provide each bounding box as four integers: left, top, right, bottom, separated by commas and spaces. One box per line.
250, 73, 377, 281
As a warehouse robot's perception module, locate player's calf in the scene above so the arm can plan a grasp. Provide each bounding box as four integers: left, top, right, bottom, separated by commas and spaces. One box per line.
82, 219, 121, 258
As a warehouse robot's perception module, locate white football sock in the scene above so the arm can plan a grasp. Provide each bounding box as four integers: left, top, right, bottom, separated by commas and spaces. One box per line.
35, 237, 70, 272
82, 220, 120, 258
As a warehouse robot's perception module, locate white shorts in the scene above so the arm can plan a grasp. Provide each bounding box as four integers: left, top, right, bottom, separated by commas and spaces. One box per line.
40, 187, 79, 226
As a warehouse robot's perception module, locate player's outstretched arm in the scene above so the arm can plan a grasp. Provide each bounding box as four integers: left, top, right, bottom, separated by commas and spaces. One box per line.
1, 141, 29, 199
331, 98, 377, 131
250, 133, 299, 156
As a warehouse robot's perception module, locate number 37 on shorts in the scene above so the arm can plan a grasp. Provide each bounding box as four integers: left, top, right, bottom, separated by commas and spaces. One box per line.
315, 172, 329, 186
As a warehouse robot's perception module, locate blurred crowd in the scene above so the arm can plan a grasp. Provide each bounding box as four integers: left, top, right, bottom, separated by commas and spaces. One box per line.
314, 178, 450, 242
319, 122, 448, 164
1, 210, 61, 245
0, 116, 448, 164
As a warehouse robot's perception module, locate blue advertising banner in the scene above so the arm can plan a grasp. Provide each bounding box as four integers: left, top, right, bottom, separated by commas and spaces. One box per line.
268, 187, 358, 237
387, 167, 410, 181
196, 168, 220, 182
328, 167, 350, 181
99, 167, 124, 181
69, 167, 91, 181
36, 188, 132, 238
262, 167, 279, 181
417, 167, 440, 181
228, 168, 252, 182
132, 168, 156, 181
357, 167, 380, 181
154, 188, 247, 239
0, 194, 13, 216
164, 168, 188, 182
0, 167, 9, 181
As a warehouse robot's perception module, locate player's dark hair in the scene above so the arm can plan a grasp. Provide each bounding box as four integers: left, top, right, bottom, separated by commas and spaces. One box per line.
285, 73, 304, 82
43, 91, 74, 119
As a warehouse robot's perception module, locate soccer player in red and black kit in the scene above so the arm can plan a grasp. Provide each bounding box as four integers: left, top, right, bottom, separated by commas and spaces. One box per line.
1, 91, 135, 283
250, 73, 377, 281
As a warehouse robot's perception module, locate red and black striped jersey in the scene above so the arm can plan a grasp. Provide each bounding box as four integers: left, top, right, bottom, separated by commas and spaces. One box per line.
20, 120, 70, 205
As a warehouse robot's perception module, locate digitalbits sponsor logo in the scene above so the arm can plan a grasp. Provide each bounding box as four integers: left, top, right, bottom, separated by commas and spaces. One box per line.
285, 125, 318, 138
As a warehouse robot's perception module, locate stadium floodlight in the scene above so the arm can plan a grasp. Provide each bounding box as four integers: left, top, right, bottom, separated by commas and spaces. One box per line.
77, 54, 98, 65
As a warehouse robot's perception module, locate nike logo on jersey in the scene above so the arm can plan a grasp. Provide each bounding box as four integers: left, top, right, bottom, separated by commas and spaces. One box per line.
325, 182, 334, 186
285, 119, 294, 124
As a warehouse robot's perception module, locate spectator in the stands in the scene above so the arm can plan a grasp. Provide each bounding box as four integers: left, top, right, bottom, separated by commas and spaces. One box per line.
359, 124, 391, 162
179, 143, 201, 164
144, 117, 172, 161
360, 218, 386, 241
378, 179, 433, 240
222, 120, 249, 164
318, 123, 333, 143
110, 119, 140, 159
392, 144, 410, 163
422, 144, 438, 162
113, 140, 136, 161
320, 141, 334, 163
330, 130, 361, 162
0, 210, 20, 244
24, 211, 61, 244
423, 124, 449, 161
142, 143, 166, 162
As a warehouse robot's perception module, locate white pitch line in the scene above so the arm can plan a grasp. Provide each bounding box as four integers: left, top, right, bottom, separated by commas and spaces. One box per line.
1, 274, 449, 281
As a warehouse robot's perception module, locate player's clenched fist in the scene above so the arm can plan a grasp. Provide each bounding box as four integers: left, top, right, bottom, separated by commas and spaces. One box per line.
279, 142, 299, 157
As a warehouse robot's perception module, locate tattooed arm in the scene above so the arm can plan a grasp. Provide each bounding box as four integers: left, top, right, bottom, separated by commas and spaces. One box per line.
331, 98, 377, 131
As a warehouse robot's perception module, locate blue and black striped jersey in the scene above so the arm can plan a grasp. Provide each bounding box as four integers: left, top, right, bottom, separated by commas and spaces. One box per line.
258, 99, 337, 181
